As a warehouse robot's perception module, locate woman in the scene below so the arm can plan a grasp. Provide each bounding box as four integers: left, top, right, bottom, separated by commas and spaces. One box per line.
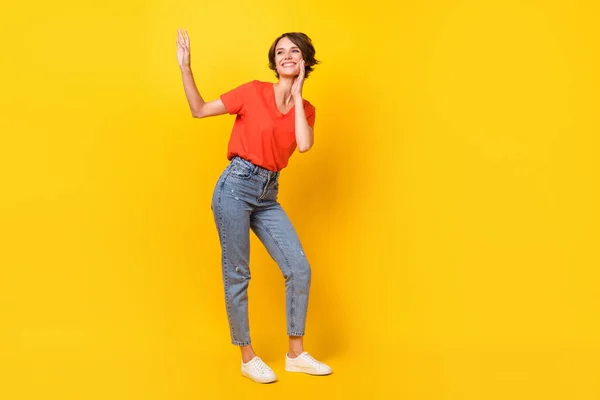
176, 28, 332, 383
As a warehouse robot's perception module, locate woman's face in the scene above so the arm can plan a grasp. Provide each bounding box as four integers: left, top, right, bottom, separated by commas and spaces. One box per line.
274, 36, 303, 78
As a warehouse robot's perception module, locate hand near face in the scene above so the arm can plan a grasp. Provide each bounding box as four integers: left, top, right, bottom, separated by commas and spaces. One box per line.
291, 59, 305, 98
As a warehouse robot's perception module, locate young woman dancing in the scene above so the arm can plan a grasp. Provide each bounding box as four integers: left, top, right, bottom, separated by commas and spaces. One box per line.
176, 28, 332, 383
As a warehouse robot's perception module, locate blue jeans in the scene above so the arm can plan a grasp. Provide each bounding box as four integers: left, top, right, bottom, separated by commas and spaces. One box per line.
211, 156, 311, 346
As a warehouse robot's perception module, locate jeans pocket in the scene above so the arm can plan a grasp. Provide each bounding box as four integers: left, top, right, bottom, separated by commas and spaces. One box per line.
230, 164, 253, 180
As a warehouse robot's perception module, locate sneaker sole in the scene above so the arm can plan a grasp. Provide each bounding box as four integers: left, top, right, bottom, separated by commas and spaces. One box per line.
285, 365, 332, 375
241, 370, 277, 383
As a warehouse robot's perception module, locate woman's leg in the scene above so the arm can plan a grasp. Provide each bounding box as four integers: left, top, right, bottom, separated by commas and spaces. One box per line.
250, 202, 311, 351
211, 161, 279, 383
211, 175, 254, 350
251, 200, 332, 375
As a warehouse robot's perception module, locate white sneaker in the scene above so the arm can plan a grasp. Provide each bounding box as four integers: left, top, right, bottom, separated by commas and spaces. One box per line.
241, 356, 277, 383
285, 352, 332, 375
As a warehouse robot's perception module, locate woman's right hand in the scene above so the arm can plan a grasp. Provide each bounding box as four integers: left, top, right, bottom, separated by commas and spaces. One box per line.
177, 28, 191, 68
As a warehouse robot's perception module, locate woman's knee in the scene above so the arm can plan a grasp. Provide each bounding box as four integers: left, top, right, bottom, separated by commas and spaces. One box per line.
294, 257, 311, 286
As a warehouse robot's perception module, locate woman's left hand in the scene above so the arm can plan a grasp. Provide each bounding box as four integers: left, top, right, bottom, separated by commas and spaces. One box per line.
291, 59, 305, 99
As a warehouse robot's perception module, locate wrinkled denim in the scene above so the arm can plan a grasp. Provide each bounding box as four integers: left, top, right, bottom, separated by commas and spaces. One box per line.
211, 156, 311, 346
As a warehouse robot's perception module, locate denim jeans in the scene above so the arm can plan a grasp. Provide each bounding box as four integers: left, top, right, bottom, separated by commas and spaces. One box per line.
211, 156, 311, 346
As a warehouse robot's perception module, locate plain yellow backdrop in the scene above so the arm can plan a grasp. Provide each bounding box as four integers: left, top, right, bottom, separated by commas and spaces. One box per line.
1, 0, 599, 399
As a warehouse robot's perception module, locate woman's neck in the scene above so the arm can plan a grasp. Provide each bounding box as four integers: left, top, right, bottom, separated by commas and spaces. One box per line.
274, 77, 295, 104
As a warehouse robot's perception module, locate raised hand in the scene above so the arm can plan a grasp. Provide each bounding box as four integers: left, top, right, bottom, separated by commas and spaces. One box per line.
291, 59, 305, 99
176, 28, 191, 68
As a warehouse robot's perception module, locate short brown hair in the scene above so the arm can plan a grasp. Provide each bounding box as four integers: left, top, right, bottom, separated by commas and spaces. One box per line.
268, 32, 320, 79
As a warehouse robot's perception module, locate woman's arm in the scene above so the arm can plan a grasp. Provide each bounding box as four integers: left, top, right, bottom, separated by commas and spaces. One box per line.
291, 60, 314, 153
293, 99, 314, 153
177, 28, 227, 118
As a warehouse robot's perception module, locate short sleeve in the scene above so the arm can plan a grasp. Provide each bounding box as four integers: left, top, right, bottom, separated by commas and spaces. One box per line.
219, 81, 256, 115
306, 104, 316, 128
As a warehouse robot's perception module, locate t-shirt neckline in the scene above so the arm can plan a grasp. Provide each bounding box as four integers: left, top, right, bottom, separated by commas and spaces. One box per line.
270, 83, 296, 117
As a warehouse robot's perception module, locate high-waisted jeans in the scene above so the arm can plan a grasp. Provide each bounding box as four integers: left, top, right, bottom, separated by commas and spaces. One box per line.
211, 156, 311, 346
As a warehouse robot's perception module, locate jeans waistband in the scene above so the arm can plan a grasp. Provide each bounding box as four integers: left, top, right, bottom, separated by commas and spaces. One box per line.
231, 156, 280, 179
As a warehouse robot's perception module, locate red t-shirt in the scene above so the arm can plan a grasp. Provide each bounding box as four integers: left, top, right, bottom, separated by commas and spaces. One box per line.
220, 80, 316, 171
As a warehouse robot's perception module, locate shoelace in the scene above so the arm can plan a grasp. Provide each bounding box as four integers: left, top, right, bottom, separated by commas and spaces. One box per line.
299, 352, 320, 367
250, 358, 272, 375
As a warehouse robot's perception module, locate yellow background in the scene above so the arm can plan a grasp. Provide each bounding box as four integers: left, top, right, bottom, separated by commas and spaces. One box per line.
1, 0, 599, 398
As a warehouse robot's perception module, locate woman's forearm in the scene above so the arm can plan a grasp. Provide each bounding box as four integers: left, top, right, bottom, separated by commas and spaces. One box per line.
180, 66, 205, 117
294, 95, 314, 152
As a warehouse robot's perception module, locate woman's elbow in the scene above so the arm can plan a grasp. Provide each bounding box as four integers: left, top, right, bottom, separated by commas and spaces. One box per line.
297, 143, 313, 153
191, 105, 206, 118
